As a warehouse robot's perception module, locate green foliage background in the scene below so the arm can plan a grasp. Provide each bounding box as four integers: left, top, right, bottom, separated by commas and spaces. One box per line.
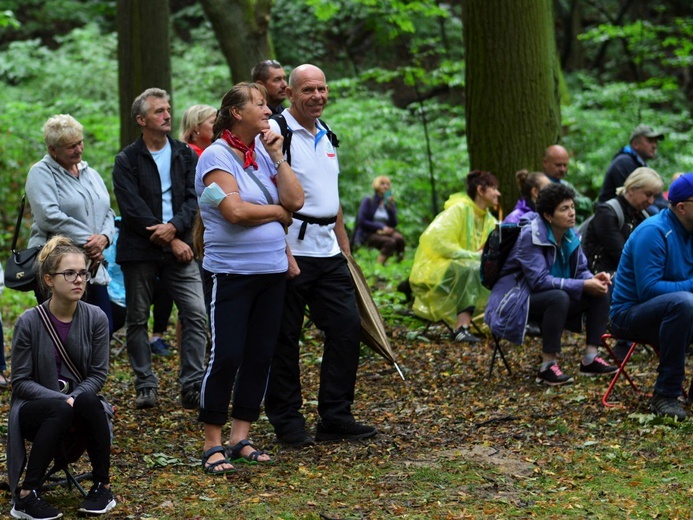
0, 1, 692, 254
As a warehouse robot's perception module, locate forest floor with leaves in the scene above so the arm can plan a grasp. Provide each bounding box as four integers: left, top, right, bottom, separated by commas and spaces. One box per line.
1, 294, 692, 519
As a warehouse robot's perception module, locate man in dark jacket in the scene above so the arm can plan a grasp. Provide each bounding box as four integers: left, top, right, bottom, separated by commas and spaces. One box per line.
113, 88, 207, 410
598, 124, 667, 210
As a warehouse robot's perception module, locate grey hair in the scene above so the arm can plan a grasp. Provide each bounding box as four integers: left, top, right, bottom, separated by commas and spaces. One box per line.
131, 88, 170, 120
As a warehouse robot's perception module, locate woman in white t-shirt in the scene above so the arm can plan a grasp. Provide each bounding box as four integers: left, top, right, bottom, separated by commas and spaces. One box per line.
195, 83, 303, 475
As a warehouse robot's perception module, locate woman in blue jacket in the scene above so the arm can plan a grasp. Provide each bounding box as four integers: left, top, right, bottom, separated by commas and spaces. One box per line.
485, 183, 617, 385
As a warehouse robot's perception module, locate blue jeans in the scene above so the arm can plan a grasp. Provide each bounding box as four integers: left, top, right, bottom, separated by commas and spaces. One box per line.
610, 291, 693, 398
121, 256, 207, 392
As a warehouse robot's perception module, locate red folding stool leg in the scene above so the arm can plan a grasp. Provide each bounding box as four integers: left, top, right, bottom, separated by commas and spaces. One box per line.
601, 333, 647, 407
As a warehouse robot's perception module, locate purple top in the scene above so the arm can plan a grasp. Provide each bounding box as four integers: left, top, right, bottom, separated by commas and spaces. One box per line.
503, 197, 533, 224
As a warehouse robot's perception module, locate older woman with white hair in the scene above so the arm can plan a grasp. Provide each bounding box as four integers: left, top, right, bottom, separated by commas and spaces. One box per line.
582, 166, 664, 276
25, 114, 116, 334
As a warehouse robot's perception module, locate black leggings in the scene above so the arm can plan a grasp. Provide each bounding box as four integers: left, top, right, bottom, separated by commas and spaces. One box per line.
18, 391, 110, 490
528, 289, 609, 354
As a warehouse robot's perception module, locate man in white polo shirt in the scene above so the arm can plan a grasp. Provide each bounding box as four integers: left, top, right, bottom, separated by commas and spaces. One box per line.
260, 64, 377, 446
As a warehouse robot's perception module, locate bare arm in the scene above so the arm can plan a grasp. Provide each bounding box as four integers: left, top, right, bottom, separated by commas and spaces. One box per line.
258, 129, 304, 212
335, 206, 351, 255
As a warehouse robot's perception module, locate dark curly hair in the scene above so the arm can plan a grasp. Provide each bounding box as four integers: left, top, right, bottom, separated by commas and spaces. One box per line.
466, 170, 498, 200
535, 182, 576, 218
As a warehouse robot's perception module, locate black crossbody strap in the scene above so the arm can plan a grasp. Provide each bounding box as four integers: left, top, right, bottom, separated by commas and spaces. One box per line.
11, 195, 26, 252
35, 305, 84, 383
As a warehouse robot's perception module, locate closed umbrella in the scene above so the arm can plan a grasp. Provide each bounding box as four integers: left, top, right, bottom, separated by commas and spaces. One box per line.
346, 254, 405, 381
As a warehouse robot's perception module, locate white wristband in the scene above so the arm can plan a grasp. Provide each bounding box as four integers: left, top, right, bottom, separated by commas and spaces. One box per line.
274, 158, 287, 169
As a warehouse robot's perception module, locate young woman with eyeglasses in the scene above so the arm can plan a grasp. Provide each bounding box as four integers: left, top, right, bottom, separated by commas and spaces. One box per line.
7, 235, 116, 519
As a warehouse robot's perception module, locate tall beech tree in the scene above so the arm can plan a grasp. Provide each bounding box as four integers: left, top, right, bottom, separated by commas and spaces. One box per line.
463, 0, 562, 214
199, 0, 273, 83
117, 0, 172, 150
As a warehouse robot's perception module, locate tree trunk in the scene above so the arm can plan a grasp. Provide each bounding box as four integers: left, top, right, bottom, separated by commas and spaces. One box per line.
199, 0, 273, 83
463, 0, 562, 215
117, 0, 172, 150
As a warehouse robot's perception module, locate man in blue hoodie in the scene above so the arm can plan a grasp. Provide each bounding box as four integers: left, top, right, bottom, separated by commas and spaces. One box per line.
598, 124, 667, 211
610, 173, 693, 420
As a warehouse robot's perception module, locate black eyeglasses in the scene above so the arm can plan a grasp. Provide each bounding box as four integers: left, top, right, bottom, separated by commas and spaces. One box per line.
678, 199, 693, 204
51, 269, 91, 282
263, 60, 281, 67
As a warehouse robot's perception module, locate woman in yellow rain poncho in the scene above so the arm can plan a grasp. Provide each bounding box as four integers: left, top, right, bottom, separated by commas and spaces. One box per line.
410, 171, 500, 342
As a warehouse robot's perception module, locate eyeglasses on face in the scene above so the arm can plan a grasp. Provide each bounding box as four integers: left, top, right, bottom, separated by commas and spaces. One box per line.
51, 269, 91, 282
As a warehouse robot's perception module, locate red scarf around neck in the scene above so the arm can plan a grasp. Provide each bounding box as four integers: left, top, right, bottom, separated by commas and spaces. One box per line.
221, 129, 257, 170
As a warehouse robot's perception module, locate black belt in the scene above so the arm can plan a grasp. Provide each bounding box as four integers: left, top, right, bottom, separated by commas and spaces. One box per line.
292, 212, 337, 240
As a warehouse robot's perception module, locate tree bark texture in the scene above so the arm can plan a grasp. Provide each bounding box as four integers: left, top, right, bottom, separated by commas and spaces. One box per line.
200, 0, 273, 83
463, 0, 562, 214
117, 0, 172, 150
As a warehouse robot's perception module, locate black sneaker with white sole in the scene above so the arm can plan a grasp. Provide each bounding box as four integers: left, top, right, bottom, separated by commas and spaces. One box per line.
10, 489, 62, 520
77, 482, 116, 515
451, 326, 481, 343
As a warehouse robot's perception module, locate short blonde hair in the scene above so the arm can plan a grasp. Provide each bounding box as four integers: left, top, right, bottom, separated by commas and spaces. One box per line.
179, 104, 217, 143
617, 167, 663, 196
372, 176, 391, 191
43, 114, 83, 149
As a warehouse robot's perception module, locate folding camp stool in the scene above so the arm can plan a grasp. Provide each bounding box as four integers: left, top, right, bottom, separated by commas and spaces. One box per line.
601, 333, 658, 407
488, 334, 513, 379
487, 322, 541, 380
601, 333, 688, 407
41, 463, 90, 497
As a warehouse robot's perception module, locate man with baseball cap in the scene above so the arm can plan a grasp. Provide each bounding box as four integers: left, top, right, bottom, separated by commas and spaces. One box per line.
609, 173, 693, 420
598, 124, 667, 210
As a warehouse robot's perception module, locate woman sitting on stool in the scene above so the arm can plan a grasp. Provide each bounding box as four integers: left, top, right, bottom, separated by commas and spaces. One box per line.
354, 176, 405, 264
8, 236, 115, 519
485, 183, 618, 385
409, 171, 500, 343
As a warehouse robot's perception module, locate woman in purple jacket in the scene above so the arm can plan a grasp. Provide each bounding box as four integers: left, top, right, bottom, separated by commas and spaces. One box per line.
485, 183, 617, 385
354, 176, 405, 264
504, 170, 550, 224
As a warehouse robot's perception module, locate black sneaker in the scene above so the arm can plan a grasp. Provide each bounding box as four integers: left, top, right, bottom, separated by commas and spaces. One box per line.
579, 356, 618, 376
77, 482, 116, 515
11, 489, 62, 520
535, 362, 574, 386
276, 429, 315, 448
650, 393, 687, 421
315, 420, 378, 442
451, 326, 481, 343
134, 387, 158, 409
181, 384, 201, 410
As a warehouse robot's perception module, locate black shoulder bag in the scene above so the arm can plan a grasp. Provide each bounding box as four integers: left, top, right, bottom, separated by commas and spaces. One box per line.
5, 195, 42, 292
